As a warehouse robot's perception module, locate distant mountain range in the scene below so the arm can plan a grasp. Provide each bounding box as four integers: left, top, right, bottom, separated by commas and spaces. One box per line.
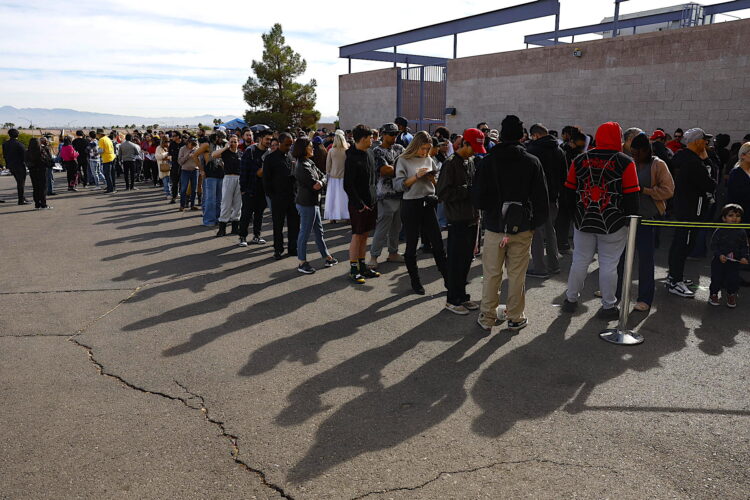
0, 106, 338, 129
0, 106, 239, 128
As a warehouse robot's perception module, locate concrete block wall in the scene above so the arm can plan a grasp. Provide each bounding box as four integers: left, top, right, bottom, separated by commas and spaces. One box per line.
339, 68, 398, 130
445, 19, 750, 141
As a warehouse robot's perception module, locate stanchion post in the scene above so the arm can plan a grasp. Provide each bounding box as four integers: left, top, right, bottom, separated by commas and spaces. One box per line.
600, 215, 644, 345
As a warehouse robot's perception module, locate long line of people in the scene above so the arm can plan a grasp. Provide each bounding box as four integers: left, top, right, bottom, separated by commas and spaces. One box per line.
3, 118, 749, 331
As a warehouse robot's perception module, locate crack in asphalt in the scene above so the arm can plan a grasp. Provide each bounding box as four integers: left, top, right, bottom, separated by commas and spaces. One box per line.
350, 458, 618, 499
67, 335, 293, 499
0, 287, 136, 295
172, 381, 294, 499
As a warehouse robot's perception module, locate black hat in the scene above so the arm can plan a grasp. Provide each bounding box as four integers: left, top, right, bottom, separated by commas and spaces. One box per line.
381, 123, 399, 135
500, 115, 524, 141
394, 116, 408, 127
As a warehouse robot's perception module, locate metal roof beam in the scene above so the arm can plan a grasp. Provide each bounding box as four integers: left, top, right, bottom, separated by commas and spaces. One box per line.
525, 10, 684, 45
703, 0, 750, 15
340, 0, 559, 58
350, 50, 448, 66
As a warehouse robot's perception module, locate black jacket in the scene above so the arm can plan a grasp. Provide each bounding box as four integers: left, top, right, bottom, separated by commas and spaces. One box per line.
262, 150, 296, 199
711, 227, 749, 260
72, 137, 89, 159
343, 147, 377, 210
475, 142, 549, 233
672, 148, 717, 220
294, 159, 326, 206
653, 141, 673, 169
436, 153, 477, 223
240, 145, 267, 196
526, 135, 567, 202
2, 138, 26, 170
168, 140, 182, 170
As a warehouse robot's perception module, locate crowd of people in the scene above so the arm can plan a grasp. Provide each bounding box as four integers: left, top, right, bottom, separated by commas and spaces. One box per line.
3, 116, 750, 331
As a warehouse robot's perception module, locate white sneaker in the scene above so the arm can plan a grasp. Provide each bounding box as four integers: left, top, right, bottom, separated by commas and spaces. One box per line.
668, 281, 695, 298
238, 237, 248, 247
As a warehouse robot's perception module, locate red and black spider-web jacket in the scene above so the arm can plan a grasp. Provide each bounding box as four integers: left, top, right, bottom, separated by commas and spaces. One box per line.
563, 122, 640, 234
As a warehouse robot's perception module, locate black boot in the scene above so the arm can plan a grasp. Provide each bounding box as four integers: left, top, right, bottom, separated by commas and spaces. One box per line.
406, 260, 424, 295
230, 221, 239, 234
216, 222, 227, 237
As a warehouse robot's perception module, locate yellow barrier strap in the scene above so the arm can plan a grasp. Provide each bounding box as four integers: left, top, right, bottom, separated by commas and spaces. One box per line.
640, 220, 750, 229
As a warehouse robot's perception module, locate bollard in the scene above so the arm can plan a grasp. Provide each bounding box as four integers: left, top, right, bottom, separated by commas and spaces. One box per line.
600, 215, 644, 346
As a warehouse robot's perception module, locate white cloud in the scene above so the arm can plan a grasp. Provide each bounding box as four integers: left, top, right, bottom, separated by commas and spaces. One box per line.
1, 0, 746, 118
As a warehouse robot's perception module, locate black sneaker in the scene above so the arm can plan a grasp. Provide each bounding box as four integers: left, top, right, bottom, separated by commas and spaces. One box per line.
507, 318, 528, 331
251, 236, 266, 245
324, 257, 338, 268
298, 262, 316, 274
273, 252, 284, 261
561, 299, 578, 313
362, 267, 380, 278
349, 272, 366, 284
526, 270, 549, 279
598, 306, 620, 320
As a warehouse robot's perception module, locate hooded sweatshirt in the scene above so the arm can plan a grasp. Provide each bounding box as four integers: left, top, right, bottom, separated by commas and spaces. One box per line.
563, 122, 640, 234
526, 134, 568, 202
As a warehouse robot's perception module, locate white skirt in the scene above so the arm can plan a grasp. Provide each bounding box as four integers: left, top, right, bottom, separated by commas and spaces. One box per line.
324, 177, 350, 220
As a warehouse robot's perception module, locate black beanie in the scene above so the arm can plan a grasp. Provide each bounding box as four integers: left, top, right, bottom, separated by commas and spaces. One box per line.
500, 115, 524, 141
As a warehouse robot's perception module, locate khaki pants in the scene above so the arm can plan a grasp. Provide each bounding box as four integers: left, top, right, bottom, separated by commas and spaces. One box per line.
480, 230, 534, 323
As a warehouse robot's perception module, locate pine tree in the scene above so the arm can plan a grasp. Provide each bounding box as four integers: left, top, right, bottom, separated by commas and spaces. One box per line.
242, 23, 320, 130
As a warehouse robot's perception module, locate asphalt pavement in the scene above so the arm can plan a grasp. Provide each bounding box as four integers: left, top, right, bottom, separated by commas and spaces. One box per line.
0, 172, 747, 499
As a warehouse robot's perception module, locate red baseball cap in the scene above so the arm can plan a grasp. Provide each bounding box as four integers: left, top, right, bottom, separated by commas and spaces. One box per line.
649, 130, 666, 140
463, 128, 487, 154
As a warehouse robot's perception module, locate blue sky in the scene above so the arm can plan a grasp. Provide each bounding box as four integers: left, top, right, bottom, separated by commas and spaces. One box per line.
1, 0, 746, 119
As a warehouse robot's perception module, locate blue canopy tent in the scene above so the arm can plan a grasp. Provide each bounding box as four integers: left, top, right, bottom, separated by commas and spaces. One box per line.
219, 118, 247, 130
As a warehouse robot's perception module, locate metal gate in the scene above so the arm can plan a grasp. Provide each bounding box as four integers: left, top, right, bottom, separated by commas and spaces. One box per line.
396, 65, 447, 134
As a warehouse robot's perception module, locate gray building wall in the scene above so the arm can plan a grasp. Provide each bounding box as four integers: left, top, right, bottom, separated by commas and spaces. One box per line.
445, 19, 750, 141
339, 68, 398, 130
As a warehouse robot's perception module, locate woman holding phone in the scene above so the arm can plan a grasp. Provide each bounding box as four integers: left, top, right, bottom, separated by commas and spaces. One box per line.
394, 131, 447, 294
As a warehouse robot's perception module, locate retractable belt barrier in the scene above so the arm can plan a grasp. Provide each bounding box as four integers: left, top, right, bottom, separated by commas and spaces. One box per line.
600, 216, 750, 347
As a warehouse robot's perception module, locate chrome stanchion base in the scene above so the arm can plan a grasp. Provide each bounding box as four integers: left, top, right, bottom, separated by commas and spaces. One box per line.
599, 328, 644, 345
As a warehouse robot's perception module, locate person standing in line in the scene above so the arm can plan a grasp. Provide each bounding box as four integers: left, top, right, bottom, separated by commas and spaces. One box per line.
436, 128, 485, 314
118, 133, 141, 191
324, 131, 350, 223
40, 137, 55, 199
59, 137, 80, 192
393, 131, 446, 295
650, 130, 673, 167
178, 137, 200, 212
2, 129, 28, 204
195, 132, 224, 227
238, 130, 270, 245
168, 132, 183, 203
476, 115, 549, 331
155, 137, 172, 198
343, 124, 381, 284
86, 131, 103, 188
394, 117, 413, 148
97, 128, 117, 193
726, 142, 750, 217
368, 123, 405, 269
263, 133, 300, 259
145, 136, 159, 187
622, 127, 644, 157
561, 122, 640, 318
708, 204, 749, 308
616, 133, 674, 312
667, 128, 717, 297
293, 137, 338, 274
526, 123, 567, 278
666, 128, 685, 153
24, 138, 52, 209
213, 135, 243, 236
72, 130, 89, 187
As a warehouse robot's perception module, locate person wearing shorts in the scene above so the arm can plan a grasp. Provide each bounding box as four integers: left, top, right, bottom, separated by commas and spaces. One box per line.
343, 124, 381, 284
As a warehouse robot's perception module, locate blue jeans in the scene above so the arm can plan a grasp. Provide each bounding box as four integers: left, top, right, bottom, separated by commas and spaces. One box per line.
180, 170, 198, 208
296, 204, 329, 262
203, 177, 223, 226
47, 169, 55, 194
102, 162, 116, 192
617, 225, 655, 306
162, 176, 171, 196
88, 159, 104, 186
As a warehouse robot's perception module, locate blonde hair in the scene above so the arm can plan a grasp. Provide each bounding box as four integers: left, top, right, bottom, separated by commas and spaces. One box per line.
738, 142, 750, 167
333, 131, 348, 150
401, 131, 432, 160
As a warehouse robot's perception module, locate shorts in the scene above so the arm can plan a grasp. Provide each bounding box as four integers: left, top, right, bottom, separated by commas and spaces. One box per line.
349, 203, 377, 235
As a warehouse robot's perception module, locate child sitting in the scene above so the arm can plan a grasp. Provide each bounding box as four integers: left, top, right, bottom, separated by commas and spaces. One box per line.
709, 204, 749, 308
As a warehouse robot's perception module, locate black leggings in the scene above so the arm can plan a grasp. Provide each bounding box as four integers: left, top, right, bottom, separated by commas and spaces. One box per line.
30, 169, 47, 208
401, 197, 447, 285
